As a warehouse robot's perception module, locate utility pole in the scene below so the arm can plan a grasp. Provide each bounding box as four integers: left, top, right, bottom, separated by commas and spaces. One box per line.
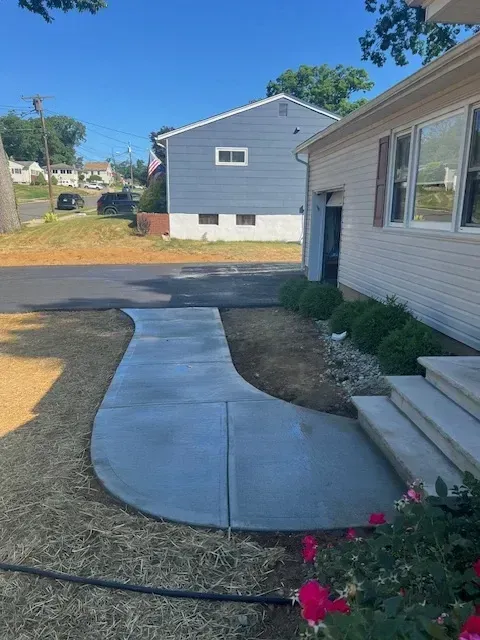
22, 94, 55, 213
128, 143, 134, 189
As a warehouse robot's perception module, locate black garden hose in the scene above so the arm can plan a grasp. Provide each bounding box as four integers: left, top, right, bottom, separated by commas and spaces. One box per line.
0, 562, 292, 606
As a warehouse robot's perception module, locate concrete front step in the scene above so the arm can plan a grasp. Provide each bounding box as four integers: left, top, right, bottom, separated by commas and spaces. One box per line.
352, 395, 463, 495
418, 356, 480, 421
388, 375, 480, 479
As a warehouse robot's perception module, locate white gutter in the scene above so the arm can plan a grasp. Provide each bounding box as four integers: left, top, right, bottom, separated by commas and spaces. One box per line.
294, 152, 309, 268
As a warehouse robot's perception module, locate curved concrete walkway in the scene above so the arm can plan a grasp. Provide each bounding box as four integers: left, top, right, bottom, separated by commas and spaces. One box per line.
91, 308, 402, 531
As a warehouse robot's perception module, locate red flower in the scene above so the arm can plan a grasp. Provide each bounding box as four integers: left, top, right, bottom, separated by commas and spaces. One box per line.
298, 580, 329, 607
475, 604, 480, 615
302, 545, 317, 563
302, 535, 317, 548
346, 528, 356, 540
301, 600, 327, 627
407, 488, 422, 503
301, 535, 318, 563
369, 513, 386, 525
327, 598, 350, 614
460, 616, 480, 640
473, 560, 480, 578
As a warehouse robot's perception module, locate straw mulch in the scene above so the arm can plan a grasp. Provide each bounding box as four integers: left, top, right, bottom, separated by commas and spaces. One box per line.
0, 311, 288, 639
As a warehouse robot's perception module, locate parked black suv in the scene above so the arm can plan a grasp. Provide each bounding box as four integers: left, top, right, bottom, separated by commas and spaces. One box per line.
97, 192, 139, 216
57, 193, 85, 211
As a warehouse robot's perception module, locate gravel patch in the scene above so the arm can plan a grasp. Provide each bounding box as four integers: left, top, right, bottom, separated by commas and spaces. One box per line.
316, 321, 390, 398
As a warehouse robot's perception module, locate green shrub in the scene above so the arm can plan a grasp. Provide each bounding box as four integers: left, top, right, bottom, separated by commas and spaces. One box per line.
377, 318, 443, 375
50, 175, 58, 186
298, 283, 343, 320
329, 298, 379, 335
43, 211, 58, 223
296, 474, 480, 639
351, 296, 411, 354
279, 278, 309, 311
139, 177, 166, 213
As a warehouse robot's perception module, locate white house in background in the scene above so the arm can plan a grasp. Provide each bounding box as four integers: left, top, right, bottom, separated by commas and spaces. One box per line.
9, 160, 25, 183
82, 161, 114, 185
297, 32, 480, 353
406, 0, 480, 24
13, 161, 46, 184
50, 163, 79, 187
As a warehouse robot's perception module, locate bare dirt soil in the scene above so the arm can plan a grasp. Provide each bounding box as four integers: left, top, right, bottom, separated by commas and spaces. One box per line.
222, 307, 355, 417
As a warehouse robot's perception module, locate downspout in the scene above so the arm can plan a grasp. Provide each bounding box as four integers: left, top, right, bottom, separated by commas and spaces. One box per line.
295, 152, 309, 271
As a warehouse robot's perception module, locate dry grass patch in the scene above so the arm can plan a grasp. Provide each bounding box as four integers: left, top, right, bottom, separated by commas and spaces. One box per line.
0, 311, 290, 639
0, 216, 301, 266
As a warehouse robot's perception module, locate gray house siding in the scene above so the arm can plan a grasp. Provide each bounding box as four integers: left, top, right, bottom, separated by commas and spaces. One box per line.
167, 100, 335, 215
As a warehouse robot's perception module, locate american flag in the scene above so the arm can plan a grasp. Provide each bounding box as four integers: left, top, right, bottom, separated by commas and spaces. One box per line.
147, 151, 163, 180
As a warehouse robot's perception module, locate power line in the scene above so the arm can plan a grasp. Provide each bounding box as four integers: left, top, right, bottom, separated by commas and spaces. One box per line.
44, 108, 150, 141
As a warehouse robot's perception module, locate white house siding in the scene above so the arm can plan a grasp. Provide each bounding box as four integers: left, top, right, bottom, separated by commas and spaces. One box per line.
305, 76, 480, 351
170, 213, 302, 241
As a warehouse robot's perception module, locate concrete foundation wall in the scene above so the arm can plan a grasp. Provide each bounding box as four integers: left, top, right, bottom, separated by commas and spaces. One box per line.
169, 213, 302, 242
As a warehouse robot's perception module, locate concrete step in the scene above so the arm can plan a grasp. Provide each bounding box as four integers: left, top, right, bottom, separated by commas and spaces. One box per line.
418, 356, 480, 421
352, 395, 463, 495
388, 375, 480, 479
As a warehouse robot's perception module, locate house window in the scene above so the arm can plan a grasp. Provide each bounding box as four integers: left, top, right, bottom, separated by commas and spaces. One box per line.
412, 112, 464, 228
462, 108, 480, 227
279, 103, 288, 117
215, 148, 248, 166
199, 214, 219, 225
236, 215, 256, 226
390, 133, 411, 223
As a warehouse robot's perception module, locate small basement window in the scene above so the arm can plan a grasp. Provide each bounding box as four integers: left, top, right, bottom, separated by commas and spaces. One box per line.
279, 103, 288, 117
215, 148, 248, 166
199, 214, 219, 225
236, 215, 256, 226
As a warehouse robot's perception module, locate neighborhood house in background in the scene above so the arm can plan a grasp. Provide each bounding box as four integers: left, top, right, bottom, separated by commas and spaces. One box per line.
9, 160, 46, 184
298, 31, 480, 353
50, 163, 79, 187
82, 161, 114, 185
156, 93, 339, 241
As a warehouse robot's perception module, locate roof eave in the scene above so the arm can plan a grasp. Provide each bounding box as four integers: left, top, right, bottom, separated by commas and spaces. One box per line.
295, 32, 480, 154
156, 94, 340, 142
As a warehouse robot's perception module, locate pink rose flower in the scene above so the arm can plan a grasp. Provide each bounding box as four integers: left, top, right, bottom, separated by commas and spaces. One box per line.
369, 512, 386, 525
460, 616, 480, 640
346, 528, 356, 540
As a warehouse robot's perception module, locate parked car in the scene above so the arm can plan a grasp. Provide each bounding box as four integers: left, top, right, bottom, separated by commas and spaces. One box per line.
56, 193, 85, 211
97, 192, 139, 215
85, 183, 103, 190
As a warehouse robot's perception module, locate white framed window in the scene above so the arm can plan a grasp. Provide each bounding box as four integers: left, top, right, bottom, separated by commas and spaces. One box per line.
384, 103, 480, 234
215, 147, 248, 166
236, 214, 256, 226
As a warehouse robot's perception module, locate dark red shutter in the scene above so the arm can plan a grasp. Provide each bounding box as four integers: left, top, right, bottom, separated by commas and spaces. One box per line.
373, 136, 390, 227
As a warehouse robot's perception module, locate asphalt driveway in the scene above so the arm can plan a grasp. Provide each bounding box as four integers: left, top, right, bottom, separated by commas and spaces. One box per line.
0, 262, 302, 312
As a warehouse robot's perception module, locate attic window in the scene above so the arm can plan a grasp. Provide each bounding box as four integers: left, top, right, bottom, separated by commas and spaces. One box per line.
279, 103, 288, 117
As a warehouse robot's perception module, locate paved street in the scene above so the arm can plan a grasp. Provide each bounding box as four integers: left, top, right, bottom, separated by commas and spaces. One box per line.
0, 262, 302, 312
19, 195, 99, 222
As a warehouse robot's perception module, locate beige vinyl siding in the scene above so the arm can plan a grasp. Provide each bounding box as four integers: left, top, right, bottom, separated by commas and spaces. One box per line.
305, 75, 480, 351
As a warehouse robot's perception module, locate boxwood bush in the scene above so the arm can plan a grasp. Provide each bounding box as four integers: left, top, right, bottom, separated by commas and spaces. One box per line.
298, 283, 343, 320
377, 318, 443, 375
351, 296, 411, 354
279, 278, 310, 311
329, 299, 379, 335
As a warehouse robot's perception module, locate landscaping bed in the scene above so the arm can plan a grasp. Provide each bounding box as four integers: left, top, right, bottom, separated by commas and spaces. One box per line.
0, 310, 300, 640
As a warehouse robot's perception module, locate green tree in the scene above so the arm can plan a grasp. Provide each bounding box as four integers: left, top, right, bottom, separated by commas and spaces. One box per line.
16, 0, 106, 22
51, 175, 58, 186
138, 177, 167, 213
150, 126, 175, 165
32, 172, 47, 185
113, 159, 148, 186
360, 0, 480, 67
88, 174, 102, 182
0, 112, 86, 165
266, 64, 374, 116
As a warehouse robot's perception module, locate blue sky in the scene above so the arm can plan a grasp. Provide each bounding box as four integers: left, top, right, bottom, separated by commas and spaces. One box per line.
0, 0, 422, 165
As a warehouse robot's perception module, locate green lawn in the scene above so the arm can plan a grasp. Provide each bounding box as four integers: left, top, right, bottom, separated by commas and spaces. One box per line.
14, 184, 94, 203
